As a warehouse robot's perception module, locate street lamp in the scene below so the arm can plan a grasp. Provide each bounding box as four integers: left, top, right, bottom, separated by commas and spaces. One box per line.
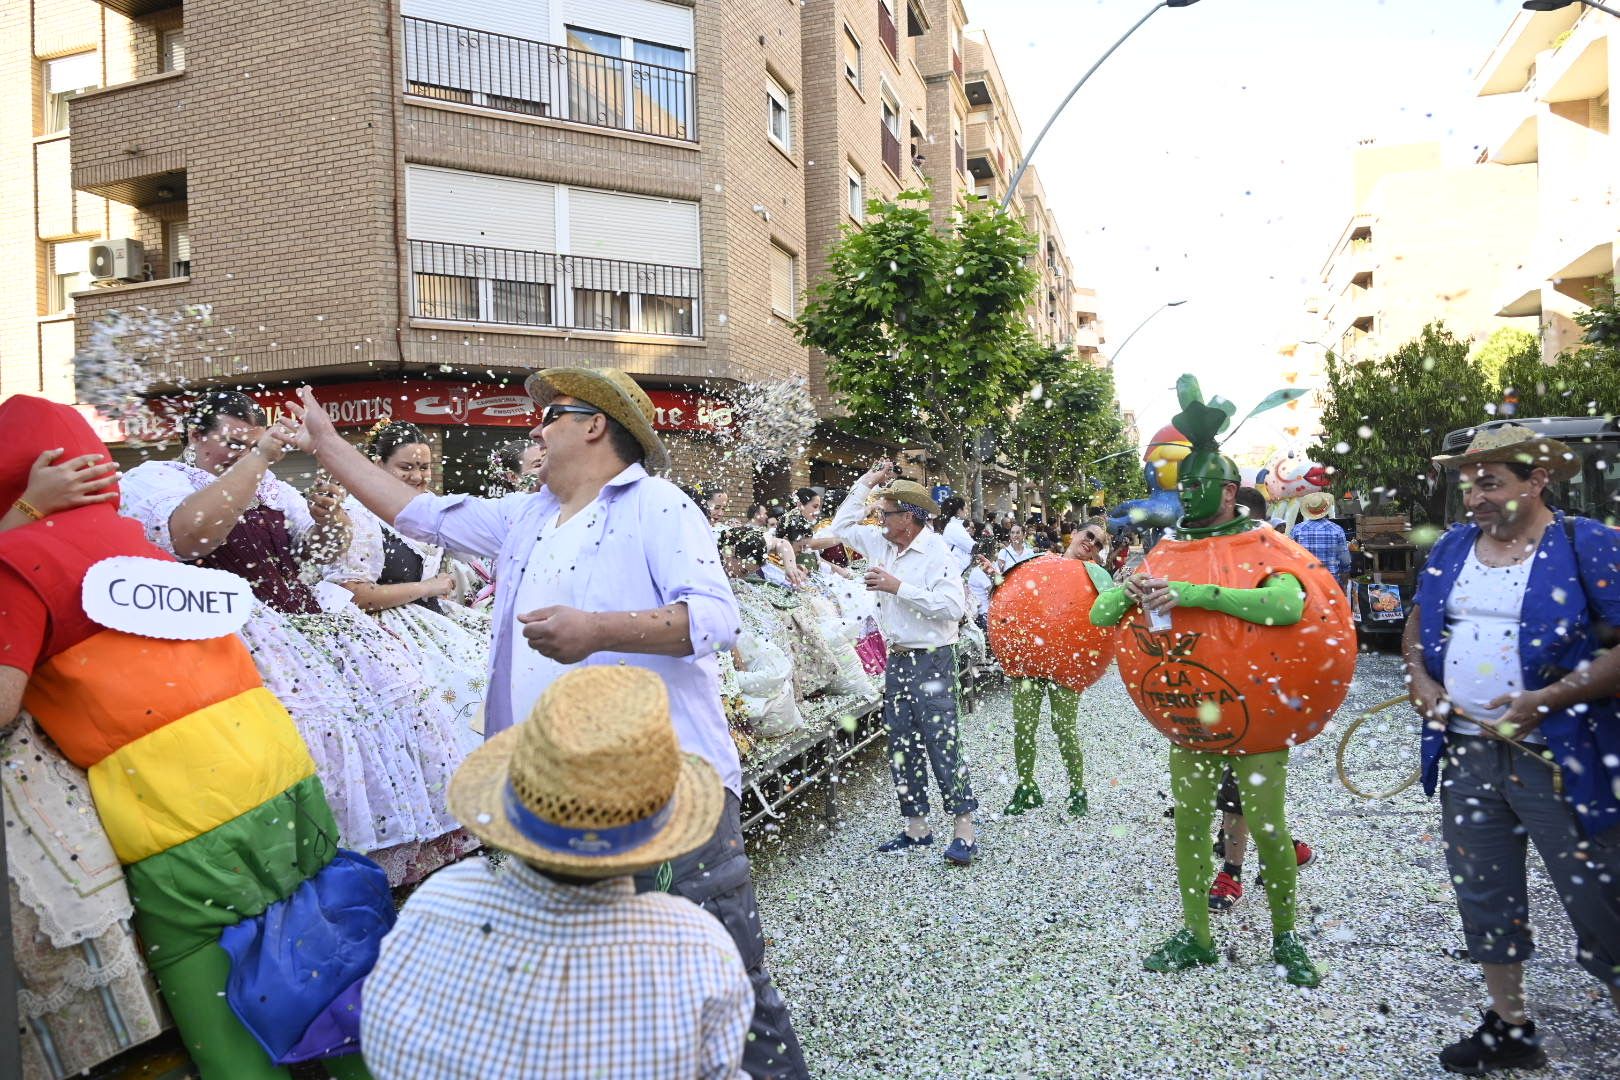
1523, 1, 1620, 17
1107, 299, 1188, 366
999, 0, 1203, 211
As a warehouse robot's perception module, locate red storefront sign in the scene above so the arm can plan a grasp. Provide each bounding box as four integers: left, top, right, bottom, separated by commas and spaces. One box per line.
98, 380, 735, 441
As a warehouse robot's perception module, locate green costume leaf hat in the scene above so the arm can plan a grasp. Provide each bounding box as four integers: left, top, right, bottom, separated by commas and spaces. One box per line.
1171, 374, 1306, 533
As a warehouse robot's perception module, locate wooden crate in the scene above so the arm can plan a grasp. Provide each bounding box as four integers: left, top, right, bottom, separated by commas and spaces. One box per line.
1357, 514, 1409, 536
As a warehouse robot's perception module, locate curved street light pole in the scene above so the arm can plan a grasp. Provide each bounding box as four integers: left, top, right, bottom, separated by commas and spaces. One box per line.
1107, 299, 1188, 367
999, 0, 1201, 212
1522, 1, 1620, 19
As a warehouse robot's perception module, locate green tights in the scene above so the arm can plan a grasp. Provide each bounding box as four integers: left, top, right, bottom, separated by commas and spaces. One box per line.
1169, 746, 1296, 947
1011, 678, 1084, 790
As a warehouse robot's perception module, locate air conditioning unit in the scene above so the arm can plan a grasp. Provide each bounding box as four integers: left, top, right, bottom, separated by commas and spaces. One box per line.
88, 238, 146, 283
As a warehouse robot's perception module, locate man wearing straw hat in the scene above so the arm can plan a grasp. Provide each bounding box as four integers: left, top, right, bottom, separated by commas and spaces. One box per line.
1405, 423, 1620, 1074
291, 369, 808, 1079
829, 458, 979, 865
1289, 490, 1351, 589
361, 666, 753, 1078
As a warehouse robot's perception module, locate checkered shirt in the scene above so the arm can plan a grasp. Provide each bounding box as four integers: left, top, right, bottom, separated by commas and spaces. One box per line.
361, 857, 752, 1079
1289, 517, 1351, 581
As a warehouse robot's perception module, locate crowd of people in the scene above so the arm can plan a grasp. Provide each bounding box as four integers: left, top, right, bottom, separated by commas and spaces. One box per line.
3, 368, 1619, 1078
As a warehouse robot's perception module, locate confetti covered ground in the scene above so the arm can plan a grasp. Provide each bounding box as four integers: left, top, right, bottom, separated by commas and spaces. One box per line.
749, 652, 1620, 1079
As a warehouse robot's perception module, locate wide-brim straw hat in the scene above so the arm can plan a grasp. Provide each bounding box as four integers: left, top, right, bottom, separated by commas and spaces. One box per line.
870, 478, 940, 515
524, 367, 670, 473
1301, 491, 1334, 518
1431, 423, 1578, 482
449, 667, 722, 878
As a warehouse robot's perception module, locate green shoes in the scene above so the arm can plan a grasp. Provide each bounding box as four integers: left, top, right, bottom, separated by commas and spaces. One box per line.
1002, 782, 1044, 816
1067, 788, 1089, 817
1271, 932, 1320, 987
1143, 929, 1219, 973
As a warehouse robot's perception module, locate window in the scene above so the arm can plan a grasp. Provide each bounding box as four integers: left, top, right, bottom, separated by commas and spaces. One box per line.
565, 25, 691, 139
877, 0, 898, 59
842, 27, 861, 90
416, 275, 479, 320
166, 220, 191, 277
769, 244, 796, 317
43, 53, 98, 133
766, 75, 791, 152
847, 169, 865, 220
47, 240, 90, 313
492, 280, 551, 325
576, 289, 631, 331
160, 29, 186, 73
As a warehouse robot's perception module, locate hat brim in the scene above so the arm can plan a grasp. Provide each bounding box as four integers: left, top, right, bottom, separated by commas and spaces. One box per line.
1431, 439, 1579, 482
525, 368, 671, 473
449, 726, 724, 878
868, 483, 940, 516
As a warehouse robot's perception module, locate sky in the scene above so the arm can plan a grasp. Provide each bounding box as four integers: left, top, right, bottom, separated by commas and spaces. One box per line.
970, 0, 1530, 462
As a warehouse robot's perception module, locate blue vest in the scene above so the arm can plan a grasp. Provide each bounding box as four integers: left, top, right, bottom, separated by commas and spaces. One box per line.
1414, 513, 1620, 838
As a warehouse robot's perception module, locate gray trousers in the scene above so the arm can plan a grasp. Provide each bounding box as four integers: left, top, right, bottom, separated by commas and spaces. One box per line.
634, 791, 808, 1080
1441, 734, 1620, 988
883, 645, 978, 818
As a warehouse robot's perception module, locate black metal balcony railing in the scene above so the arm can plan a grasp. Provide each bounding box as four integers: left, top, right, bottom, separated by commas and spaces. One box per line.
402, 16, 696, 142
880, 124, 901, 177
409, 239, 701, 337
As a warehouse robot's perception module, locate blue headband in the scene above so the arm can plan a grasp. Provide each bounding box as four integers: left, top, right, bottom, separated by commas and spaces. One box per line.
503, 782, 675, 857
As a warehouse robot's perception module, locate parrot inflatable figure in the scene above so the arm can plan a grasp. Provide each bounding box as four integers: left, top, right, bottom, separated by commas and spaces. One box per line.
1107, 424, 1190, 533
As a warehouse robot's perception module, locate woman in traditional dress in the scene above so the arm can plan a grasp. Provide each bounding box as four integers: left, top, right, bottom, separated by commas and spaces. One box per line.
326, 420, 491, 755
120, 392, 470, 885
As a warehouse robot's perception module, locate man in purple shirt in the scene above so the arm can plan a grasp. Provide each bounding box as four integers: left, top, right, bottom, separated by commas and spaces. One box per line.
289, 368, 807, 1080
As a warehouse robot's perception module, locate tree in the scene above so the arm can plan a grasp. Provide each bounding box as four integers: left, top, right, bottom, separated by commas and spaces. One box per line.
1002, 352, 1144, 514
1311, 323, 1492, 524
796, 192, 1044, 504
1496, 296, 1620, 418
1470, 326, 1539, 386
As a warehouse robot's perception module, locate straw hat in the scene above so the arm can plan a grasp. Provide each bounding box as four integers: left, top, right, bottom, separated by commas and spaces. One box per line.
524, 367, 670, 473
871, 478, 940, 515
1301, 491, 1334, 519
448, 667, 722, 877
1431, 423, 1578, 482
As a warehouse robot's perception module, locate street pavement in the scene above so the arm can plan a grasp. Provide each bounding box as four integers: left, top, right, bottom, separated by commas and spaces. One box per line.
749, 652, 1620, 1079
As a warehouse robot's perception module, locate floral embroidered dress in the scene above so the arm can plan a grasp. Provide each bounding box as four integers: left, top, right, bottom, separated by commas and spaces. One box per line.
325, 497, 491, 756
120, 459, 469, 885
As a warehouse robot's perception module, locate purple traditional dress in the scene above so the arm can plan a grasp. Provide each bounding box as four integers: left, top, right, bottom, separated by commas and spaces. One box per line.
121, 460, 472, 884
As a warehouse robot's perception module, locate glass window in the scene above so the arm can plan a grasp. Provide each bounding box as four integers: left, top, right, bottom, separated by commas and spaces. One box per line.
632, 39, 689, 139
842, 27, 861, 89
415, 274, 479, 320
161, 29, 186, 73
566, 26, 625, 129
575, 289, 631, 331
492, 280, 552, 325
881, 93, 899, 135
47, 240, 90, 313
640, 294, 695, 336
43, 53, 98, 133
166, 220, 191, 277
847, 170, 864, 220
766, 76, 791, 152
770, 244, 796, 317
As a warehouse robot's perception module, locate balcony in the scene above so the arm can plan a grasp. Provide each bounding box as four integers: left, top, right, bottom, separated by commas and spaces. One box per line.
409, 239, 701, 337
1538, 14, 1609, 103
877, 1, 898, 59
88, 0, 180, 16
402, 16, 696, 142
881, 124, 901, 177
69, 73, 188, 203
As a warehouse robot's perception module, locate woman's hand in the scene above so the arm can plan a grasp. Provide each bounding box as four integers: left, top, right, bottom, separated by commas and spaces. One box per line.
21, 449, 120, 514
421, 573, 456, 599
253, 417, 301, 465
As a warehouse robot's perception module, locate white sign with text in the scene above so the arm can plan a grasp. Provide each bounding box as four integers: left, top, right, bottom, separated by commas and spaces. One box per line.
82, 557, 254, 640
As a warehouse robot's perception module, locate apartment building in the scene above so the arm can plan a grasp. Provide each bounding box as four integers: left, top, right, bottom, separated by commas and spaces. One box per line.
3, 0, 1103, 506
1476, 3, 1615, 361
1309, 140, 1537, 363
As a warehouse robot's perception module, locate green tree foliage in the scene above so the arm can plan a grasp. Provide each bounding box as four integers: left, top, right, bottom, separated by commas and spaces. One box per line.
1311, 323, 1491, 523
1470, 326, 1539, 385
1002, 350, 1145, 512
795, 192, 1044, 496
1496, 300, 1620, 419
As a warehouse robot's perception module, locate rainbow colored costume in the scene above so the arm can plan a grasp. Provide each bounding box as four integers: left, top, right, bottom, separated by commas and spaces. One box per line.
0, 396, 390, 1078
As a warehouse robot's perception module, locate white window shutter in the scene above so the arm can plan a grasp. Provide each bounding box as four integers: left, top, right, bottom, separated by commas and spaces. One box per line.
770, 245, 795, 315
564, 0, 693, 49
568, 188, 698, 267
406, 166, 558, 251
46, 53, 98, 94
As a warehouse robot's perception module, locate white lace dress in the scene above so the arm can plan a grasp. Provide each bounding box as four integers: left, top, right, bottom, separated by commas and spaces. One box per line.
120, 460, 473, 885
326, 498, 491, 756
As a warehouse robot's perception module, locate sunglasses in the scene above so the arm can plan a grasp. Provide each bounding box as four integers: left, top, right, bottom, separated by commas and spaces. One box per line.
877, 508, 913, 519
539, 403, 602, 428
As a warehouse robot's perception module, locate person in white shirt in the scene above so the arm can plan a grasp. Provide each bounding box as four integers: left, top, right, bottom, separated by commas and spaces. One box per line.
828, 461, 979, 866
996, 524, 1037, 574
936, 496, 975, 574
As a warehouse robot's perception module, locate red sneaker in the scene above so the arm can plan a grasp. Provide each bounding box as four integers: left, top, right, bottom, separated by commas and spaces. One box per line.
1294, 840, 1315, 868
1208, 870, 1243, 912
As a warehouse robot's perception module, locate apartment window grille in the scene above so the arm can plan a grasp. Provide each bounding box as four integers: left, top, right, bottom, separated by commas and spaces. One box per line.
47, 240, 91, 313
842, 27, 861, 90
770, 244, 796, 317
491, 279, 552, 325
161, 29, 186, 73
43, 53, 98, 133
766, 75, 792, 152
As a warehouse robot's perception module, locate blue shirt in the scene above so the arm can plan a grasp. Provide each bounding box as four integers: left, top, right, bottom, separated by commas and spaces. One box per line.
395, 465, 743, 795
1289, 517, 1351, 582
1413, 513, 1620, 837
